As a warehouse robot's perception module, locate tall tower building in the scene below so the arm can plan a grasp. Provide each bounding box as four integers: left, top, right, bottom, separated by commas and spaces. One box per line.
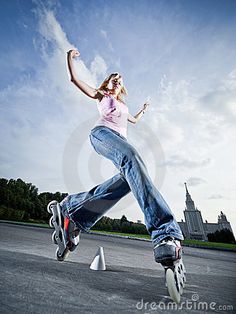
183, 183, 207, 240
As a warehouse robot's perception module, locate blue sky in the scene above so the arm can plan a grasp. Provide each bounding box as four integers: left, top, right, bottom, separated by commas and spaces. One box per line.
0, 0, 236, 235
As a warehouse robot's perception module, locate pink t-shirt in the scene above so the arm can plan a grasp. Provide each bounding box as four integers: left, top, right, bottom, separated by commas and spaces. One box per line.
94, 93, 129, 138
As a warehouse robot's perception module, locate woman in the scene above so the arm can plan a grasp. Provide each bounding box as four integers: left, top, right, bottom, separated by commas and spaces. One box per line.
48, 49, 184, 265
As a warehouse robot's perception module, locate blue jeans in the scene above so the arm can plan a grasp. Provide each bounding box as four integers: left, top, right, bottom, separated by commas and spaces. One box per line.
60, 126, 183, 245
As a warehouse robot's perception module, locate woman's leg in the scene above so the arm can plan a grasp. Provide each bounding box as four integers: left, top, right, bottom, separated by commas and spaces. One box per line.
60, 173, 130, 232
90, 127, 184, 245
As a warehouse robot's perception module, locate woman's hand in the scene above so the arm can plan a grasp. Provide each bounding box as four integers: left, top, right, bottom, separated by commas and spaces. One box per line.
67, 49, 80, 58
142, 102, 150, 113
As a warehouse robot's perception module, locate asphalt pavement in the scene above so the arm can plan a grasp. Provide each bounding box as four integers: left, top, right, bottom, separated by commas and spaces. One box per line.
0, 222, 235, 314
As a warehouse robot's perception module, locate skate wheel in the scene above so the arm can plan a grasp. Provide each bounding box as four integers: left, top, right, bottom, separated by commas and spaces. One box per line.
179, 259, 186, 289
52, 231, 57, 244
56, 247, 69, 262
47, 200, 58, 214
166, 268, 181, 304
49, 216, 54, 228
182, 274, 186, 288
179, 280, 184, 295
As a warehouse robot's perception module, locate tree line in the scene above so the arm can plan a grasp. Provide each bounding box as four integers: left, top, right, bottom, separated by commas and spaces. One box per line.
0, 177, 235, 243
207, 229, 235, 244
0, 177, 147, 234
0, 178, 67, 223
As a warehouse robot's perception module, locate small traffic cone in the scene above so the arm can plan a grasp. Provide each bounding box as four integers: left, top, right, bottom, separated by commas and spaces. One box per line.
90, 246, 106, 271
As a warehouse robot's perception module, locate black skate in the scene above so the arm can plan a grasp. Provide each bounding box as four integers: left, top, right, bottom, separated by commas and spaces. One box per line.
47, 200, 80, 261
154, 237, 186, 303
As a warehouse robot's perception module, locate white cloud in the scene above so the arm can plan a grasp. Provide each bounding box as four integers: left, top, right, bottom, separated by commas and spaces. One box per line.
185, 177, 207, 186
162, 155, 211, 169
38, 10, 72, 52
145, 72, 236, 164
100, 29, 107, 39
208, 194, 225, 200
199, 69, 236, 124
99, 28, 114, 52
90, 55, 108, 80
0, 9, 108, 194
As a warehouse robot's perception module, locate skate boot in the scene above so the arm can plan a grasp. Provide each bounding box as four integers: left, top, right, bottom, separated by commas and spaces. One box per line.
154, 237, 186, 303
47, 200, 81, 261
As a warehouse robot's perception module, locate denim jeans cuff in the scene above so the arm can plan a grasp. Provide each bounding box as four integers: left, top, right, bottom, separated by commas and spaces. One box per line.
153, 233, 184, 246
69, 213, 90, 233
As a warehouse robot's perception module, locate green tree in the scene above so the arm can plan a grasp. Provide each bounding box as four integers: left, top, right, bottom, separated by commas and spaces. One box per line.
207, 229, 235, 244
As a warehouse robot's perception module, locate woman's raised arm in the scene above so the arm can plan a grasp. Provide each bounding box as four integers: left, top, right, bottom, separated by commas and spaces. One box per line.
128, 102, 150, 124
67, 49, 102, 100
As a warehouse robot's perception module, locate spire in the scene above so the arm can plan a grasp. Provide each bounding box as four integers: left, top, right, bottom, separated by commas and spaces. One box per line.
218, 211, 228, 223
184, 182, 196, 211
184, 182, 189, 195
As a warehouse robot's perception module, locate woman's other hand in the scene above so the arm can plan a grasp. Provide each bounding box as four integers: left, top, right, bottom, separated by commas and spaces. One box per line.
143, 102, 150, 113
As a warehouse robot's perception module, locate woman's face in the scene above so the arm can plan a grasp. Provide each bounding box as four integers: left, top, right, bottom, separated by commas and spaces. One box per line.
107, 73, 123, 95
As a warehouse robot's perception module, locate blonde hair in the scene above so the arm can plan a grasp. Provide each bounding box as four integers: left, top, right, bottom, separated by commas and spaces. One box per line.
97, 73, 128, 103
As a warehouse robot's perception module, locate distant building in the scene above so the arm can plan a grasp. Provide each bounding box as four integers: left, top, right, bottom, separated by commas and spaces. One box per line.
178, 183, 234, 240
